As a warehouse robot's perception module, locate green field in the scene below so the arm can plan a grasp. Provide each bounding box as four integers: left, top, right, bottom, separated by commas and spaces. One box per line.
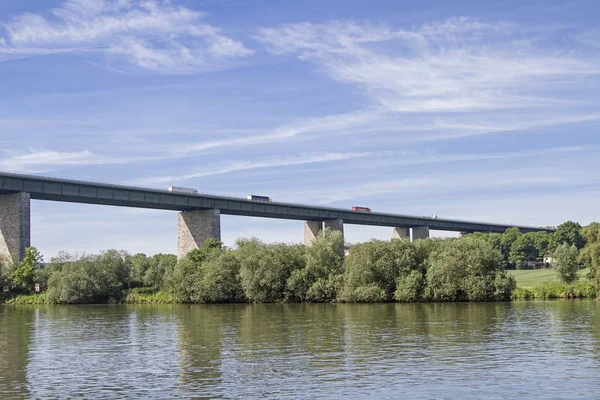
510, 268, 590, 288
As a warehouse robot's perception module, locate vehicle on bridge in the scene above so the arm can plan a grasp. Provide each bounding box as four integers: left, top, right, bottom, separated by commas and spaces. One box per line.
352, 206, 371, 213
247, 194, 272, 202
168, 186, 198, 194
423, 214, 438, 219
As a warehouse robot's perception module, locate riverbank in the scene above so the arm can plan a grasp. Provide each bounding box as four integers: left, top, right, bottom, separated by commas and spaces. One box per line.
3, 283, 597, 304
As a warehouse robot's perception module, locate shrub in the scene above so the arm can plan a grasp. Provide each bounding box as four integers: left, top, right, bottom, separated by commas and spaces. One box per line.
191, 252, 245, 303
286, 229, 344, 302
46, 250, 130, 304
426, 237, 505, 301
394, 270, 426, 302
237, 239, 305, 303
338, 239, 423, 302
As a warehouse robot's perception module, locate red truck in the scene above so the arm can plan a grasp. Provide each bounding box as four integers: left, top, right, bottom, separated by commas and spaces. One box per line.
352, 206, 371, 213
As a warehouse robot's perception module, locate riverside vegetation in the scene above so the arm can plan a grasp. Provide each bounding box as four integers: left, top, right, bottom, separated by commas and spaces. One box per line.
1, 221, 598, 305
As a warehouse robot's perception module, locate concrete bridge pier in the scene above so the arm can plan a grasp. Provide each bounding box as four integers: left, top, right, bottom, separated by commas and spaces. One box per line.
412, 226, 430, 241
304, 220, 322, 246
324, 219, 344, 237
0, 192, 31, 263
177, 209, 221, 260
392, 227, 410, 240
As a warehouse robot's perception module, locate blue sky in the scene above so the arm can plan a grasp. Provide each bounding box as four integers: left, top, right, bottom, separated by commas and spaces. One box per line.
0, 0, 599, 258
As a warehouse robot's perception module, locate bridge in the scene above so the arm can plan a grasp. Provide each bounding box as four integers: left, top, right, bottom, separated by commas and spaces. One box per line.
0, 172, 554, 262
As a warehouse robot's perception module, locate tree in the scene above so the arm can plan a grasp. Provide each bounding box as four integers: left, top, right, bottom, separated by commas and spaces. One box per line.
144, 254, 177, 290
286, 229, 344, 302
12, 247, 43, 293
46, 251, 128, 303
0, 255, 14, 296
581, 243, 600, 288
237, 239, 305, 303
426, 237, 507, 301
338, 239, 424, 302
550, 221, 586, 251
509, 234, 537, 268
501, 227, 522, 268
127, 253, 152, 288
582, 222, 600, 245
552, 243, 580, 284
186, 238, 223, 264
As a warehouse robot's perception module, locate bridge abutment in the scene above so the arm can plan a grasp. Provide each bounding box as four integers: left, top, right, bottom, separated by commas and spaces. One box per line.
177, 209, 221, 260
392, 227, 410, 240
0, 192, 30, 263
412, 226, 430, 241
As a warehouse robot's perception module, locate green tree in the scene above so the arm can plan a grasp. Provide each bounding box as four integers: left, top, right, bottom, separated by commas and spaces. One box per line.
46, 251, 129, 303
338, 239, 424, 302
0, 255, 14, 297
186, 238, 223, 264
582, 222, 600, 245
192, 252, 245, 303
501, 227, 522, 268
286, 229, 344, 302
237, 239, 305, 303
12, 247, 43, 293
531, 231, 550, 261
550, 221, 586, 251
509, 234, 537, 268
552, 243, 580, 284
127, 253, 152, 288
426, 237, 508, 301
143, 254, 176, 290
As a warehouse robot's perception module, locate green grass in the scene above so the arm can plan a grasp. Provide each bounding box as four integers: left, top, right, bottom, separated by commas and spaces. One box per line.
4, 293, 48, 304
509, 268, 590, 288
124, 288, 175, 304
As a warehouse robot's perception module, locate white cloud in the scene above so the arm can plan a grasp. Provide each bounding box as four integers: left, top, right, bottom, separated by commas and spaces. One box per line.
256, 18, 599, 113
0, 0, 253, 73
135, 151, 377, 185
0, 149, 165, 173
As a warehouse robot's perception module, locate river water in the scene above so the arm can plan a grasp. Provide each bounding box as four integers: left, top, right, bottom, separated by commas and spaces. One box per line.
1, 301, 599, 399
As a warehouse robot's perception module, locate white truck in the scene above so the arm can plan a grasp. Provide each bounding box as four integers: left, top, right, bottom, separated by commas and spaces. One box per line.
168, 186, 198, 194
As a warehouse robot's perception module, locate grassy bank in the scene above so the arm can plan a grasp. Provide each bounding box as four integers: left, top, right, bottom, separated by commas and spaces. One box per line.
2, 289, 175, 305
3, 293, 48, 304
510, 268, 589, 288
508, 268, 596, 299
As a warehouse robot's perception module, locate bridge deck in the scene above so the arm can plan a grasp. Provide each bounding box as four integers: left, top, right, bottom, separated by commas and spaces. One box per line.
0, 172, 553, 234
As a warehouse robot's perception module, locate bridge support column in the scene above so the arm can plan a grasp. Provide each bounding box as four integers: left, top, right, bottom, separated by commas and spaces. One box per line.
412, 226, 430, 241
392, 227, 410, 240
177, 209, 220, 260
324, 219, 344, 237
324, 219, 344, 256
304, 220, 322, 246
0, 192, 31, 264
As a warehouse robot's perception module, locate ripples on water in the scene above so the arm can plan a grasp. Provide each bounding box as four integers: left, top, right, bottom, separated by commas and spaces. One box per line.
1, 301, 599, 399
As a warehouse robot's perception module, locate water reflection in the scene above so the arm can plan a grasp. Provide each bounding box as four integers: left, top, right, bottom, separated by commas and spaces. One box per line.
0, 301, 598, 399
0, 305, 32, 399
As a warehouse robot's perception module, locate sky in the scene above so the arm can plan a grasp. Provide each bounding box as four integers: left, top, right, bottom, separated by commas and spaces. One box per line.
0, 0, 599, 258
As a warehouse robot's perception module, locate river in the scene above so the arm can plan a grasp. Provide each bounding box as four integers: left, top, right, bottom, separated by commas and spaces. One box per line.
1, 301, 599, 399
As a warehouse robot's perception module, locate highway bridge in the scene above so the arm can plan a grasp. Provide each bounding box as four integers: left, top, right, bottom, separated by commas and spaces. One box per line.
0, 172, 554, 261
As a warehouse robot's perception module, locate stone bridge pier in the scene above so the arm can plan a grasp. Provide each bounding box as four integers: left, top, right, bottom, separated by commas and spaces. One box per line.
177, 209, 221, 260
0, 192, 31, 263
304, 218, 344, 246
412, 226, 430, 241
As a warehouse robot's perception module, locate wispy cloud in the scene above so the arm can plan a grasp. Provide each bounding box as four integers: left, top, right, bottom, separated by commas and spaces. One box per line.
0, 0, 253, 73
0, 149, 166, 173
134, 151, 377, 185
256, 17, 599, 113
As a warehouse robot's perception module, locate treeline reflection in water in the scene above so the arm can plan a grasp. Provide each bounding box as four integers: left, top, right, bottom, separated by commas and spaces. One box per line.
1, 301, 600, 399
